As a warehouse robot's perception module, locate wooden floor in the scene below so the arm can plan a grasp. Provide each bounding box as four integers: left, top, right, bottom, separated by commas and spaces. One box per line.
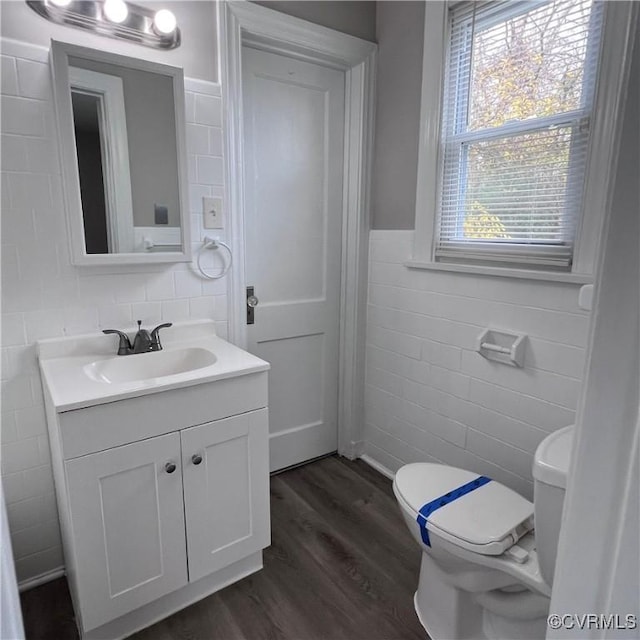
20, 456, 426, 640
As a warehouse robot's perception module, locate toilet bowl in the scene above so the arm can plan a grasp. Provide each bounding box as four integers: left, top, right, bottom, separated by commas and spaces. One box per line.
393, 425, 573, 640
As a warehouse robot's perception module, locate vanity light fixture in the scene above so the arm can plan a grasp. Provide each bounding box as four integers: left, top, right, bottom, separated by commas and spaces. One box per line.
26, 0, 181, 50
103, 0, 128, 24
153, 8, 177, 35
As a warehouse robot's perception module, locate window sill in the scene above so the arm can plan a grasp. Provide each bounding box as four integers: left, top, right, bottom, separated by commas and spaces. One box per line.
404, 259, 594, 285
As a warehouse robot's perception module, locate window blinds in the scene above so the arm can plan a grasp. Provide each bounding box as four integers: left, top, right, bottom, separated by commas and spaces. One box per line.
436, 0, 604, 267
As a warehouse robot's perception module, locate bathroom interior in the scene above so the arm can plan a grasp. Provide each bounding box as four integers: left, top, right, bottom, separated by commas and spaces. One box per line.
0, 0, 638, 639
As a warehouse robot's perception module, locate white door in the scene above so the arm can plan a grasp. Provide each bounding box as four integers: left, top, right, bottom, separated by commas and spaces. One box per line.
65, 433, 187, 631
181, 410, 270, 582
242, 46, 345, 472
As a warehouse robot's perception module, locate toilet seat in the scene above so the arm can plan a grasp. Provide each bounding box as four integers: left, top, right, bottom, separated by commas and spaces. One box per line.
394, 463, 534, 556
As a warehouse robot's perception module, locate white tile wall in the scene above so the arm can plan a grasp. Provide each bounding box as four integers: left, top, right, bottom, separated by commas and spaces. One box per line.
363, 231, 590, 499
0, 39, 230, 584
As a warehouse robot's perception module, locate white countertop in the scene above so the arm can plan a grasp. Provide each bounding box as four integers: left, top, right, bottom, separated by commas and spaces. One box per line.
38, 320, 270, 412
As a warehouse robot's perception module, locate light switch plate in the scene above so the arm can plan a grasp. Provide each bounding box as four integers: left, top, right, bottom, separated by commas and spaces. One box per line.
154, 204, 169, 225
203, 197, 223, 229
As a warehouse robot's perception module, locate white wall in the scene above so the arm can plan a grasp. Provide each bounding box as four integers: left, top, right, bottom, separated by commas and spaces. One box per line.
364, 0, 593, 499
549, 25, 639, 634
371, 1, 424, 230
0, 24, 227, 584
252, 1, 376, 41
364, 231, 588, 499
0, 1, 219, 82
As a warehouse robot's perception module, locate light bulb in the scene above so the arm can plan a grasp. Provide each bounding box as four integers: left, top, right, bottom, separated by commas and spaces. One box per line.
48, 0, 73, 7
103, 0, 128, 23
153, 9, 177, 35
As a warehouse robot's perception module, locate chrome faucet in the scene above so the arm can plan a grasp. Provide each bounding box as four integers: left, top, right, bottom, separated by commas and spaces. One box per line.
103, 321, 173, 355
132, 321, 152, 353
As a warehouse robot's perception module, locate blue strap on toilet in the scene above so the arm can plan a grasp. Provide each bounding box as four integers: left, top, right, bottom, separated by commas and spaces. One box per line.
416, 476, 491, 546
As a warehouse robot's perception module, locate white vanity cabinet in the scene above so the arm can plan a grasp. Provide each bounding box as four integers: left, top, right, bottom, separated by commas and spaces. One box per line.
38, 323, 271, 640
181, 412, 269, 582
64, 409, 269, 633
65, 432, 189, 631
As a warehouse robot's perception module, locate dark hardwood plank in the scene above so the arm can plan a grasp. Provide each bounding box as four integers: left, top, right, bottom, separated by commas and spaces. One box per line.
270, 472, 423, 639
20, 456, 425, 640
19, 574, 77, 640
281, 458, 420, 586
132, 591, 245, 640
336, 458, 398, 499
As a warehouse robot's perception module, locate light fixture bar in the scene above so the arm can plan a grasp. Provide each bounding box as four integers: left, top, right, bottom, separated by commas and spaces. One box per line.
26, 1, 181, 50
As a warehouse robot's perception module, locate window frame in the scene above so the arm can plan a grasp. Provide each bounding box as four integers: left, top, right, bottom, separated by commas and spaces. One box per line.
408, 0, 637, 283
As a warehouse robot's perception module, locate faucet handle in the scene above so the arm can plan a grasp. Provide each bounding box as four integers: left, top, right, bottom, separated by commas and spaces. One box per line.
102, 329, 133, 356
150, 322, 173, 351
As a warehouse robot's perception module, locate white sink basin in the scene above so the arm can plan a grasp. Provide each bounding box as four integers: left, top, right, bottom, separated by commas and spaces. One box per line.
38, 320, 270, 411
84, 347, 217, 384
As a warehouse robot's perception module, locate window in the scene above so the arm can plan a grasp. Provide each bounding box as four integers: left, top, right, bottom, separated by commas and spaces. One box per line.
435, 0, 604, 269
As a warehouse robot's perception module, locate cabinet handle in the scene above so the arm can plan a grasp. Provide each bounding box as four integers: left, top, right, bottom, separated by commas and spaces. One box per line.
191, 454, 203, 466
165, 461, 177, 474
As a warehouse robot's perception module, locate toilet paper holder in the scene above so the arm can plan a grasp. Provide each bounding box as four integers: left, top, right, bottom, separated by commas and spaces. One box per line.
476, 328, 527, 367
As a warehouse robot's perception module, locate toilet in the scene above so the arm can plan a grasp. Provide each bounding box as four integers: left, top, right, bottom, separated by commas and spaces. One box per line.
393, 425, 573, 640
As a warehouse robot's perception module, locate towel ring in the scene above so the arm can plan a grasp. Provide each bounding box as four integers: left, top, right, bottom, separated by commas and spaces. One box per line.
196, 237, 233, 280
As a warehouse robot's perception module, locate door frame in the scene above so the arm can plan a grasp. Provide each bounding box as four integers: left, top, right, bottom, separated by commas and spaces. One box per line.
68, 66, 135, 254
220, 0, 376, 459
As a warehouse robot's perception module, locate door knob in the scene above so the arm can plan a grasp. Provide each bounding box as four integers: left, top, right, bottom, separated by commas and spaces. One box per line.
246, 286, 258, 325
165, 461, 177, 474
191, 454, 203, 465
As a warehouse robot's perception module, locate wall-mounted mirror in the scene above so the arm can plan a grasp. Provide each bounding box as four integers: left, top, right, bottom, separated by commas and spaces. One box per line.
50, 41, 191, 265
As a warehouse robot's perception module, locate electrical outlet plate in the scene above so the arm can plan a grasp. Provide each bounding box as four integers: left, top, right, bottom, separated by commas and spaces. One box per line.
203, 196, 223, 229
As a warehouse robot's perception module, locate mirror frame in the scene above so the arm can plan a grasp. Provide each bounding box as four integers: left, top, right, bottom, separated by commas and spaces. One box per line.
50, 40, 192, 265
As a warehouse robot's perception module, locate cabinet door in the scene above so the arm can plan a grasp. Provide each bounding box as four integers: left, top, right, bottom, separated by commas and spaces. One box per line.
181, 409, 270, 582
65, 432, 187, 631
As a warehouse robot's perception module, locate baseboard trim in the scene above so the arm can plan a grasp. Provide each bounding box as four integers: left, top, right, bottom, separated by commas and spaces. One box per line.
359, 454, 395, 480
270, 451, 337, 476
18, 566, 65, 592
269, 421, 336, 473
349, 440, 365, 459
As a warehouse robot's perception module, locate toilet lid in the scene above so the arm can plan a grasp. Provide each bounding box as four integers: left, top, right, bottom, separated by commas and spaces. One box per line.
394, 463, 534, 555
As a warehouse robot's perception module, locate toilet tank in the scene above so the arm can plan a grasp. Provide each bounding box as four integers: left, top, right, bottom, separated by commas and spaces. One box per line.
533, 425, 574, 586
